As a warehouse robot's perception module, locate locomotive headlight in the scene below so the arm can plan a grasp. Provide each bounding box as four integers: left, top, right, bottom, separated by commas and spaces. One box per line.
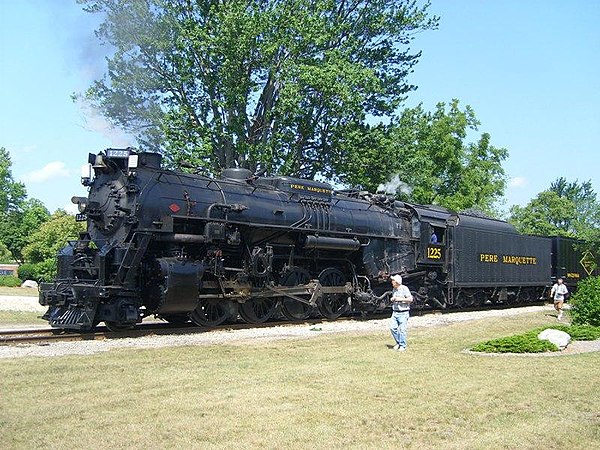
71, 196, 88, 213
80, 163, 92, 186
128, 154, 139, 169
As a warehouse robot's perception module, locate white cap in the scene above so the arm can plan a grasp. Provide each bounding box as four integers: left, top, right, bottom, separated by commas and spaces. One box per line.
390, 274, 402, 284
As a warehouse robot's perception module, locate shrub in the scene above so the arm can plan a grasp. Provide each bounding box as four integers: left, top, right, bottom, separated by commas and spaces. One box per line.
17, 263, 37, 281
471, 331, 559, 353
17, 260, 57, 283
471, 324, 600, 353
0, 275, 22, 287
569, 276, 600, 326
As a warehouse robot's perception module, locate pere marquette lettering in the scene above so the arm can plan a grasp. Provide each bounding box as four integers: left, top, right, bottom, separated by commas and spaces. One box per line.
479, 254, 538, 265
289, 184, 332, 195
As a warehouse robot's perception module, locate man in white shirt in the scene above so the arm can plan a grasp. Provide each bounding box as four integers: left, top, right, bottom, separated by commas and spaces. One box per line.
389, 274, 413, 351
550, 278, 569, 321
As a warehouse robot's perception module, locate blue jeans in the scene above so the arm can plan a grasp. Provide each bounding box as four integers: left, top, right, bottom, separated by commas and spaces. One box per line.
390, 310, 409, 348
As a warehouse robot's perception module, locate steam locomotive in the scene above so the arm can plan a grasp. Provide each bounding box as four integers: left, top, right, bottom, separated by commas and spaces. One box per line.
39, 148, 597, 331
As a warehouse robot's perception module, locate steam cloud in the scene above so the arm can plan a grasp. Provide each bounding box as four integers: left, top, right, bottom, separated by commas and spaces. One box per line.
377, 174, 413, 196
78, 101, 134, 148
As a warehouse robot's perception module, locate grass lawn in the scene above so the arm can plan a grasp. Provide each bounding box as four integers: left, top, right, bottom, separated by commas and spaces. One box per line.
0, 311, 598, 449
0, 310, 43, 325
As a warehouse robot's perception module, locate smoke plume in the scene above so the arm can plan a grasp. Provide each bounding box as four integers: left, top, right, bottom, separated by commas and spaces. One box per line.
377, 174, 413, 197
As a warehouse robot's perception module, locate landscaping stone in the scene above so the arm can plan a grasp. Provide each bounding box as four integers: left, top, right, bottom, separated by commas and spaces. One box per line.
538, 328, 571, 350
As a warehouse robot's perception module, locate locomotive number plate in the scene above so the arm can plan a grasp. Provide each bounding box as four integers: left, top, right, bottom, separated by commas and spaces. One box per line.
427, 246, 443, 260
106, 149, 130, 158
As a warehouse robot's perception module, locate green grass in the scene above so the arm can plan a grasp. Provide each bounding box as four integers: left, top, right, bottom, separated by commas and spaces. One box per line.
0, 286, 38, 296
0, 311, 598, 449
0, 310, 44, 325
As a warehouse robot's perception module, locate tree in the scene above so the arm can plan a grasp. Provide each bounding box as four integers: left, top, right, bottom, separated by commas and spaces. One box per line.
330, 99, 508, 214
509, 179, 600, 256
0, 148, 42, 263
78, 0, 438, 177
0, 241, 13, 264
550, 178, 600, 235
0, 147, 26, 214
21, 211, 86, 281
509, 190, 577, 237
0, 198, 51, 264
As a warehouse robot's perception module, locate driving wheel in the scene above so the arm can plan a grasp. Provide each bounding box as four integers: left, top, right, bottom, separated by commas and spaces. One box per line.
191, 299, 235, 327
317, 268, 349, 319
238, 298, 277, 323
279, 267, 313, 320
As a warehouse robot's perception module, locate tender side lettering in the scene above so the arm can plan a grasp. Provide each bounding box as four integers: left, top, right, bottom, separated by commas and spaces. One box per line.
480, 253, 498, 263
566, 272, 580, 279
479, 253, 537, 265
502, 255, 537, 265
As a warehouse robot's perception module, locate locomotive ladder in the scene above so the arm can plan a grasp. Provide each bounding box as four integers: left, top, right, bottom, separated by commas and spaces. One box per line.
114, 232, 152, 286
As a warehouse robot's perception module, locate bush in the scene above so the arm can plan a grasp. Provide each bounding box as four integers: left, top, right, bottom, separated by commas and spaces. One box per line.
17, 259, 57, 283
471, 332, 559, 353
569, 276, 600, 326
471, 323, 600, 353
0, 275, 22, 287
17, 263, 37, 281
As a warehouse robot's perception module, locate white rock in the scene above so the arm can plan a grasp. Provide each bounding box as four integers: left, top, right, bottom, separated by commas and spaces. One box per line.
21, 280, 39, 289
538, 329, 571, 350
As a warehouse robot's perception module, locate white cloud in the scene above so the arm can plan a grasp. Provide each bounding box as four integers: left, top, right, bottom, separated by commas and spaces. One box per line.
508, 176, 528, 188
23, 161, 71, 183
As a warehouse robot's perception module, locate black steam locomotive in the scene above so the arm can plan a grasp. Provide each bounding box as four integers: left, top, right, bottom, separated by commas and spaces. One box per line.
39, 149, 597, 331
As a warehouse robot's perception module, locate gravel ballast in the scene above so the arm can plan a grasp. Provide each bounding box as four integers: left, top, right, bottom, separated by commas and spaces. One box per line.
2, 296, 598, 359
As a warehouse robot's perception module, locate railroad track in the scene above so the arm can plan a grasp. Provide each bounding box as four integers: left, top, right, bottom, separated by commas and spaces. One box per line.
0, 302, 545, 346
0, 313, 390, 346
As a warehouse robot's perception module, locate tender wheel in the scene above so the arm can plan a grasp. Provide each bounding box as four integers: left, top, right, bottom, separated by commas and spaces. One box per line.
453, 291, 465, 309
238, 299, 277, 323
463, 292, 476, 307
518, 289, 533, 303
317, 268, 349, 319
191, 299, 235, 327
472, 291, 488, 306
105, 322, 135, 332
279, 267, 313, 321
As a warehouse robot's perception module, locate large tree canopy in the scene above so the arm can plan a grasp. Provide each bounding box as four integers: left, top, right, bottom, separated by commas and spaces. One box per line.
329, 100, 508, 214
509, 178, 600, 255
79, 0, 438, 176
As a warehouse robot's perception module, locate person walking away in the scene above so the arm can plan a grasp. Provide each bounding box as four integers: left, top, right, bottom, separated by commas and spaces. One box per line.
550, 278, 569, 320
389, 274, 413, 351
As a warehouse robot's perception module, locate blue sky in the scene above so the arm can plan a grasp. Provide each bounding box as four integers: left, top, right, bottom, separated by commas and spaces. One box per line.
1, 0, 598, 214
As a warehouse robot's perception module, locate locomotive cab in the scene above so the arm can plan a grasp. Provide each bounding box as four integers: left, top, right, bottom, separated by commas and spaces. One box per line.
409, 205, 451, 266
